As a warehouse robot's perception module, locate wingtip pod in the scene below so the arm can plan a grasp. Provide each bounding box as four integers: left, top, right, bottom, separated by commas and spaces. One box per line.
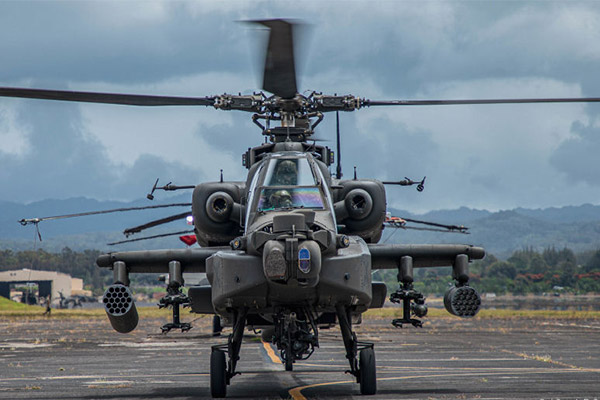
102, 284, 139, 333
471, 246, 486, 261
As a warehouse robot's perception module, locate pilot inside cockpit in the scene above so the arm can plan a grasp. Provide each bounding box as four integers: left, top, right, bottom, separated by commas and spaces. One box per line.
270, 160, 297, 186
269, 189, 293, 208
256, 157, 325, 211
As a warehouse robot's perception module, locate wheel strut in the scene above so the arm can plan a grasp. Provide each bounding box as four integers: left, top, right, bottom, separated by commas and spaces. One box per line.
335, 304, 376, 395
210, 307, 248, 398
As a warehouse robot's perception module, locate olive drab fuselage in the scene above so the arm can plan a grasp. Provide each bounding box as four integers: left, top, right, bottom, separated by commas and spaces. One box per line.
194, 142, 388, 319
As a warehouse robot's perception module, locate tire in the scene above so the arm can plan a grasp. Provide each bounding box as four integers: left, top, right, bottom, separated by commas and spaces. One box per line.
284, 345, 294, 371
285, 355, 293, 371
212, 315, 222, 337
359, 348, 376, 395
210, 350, 227, 398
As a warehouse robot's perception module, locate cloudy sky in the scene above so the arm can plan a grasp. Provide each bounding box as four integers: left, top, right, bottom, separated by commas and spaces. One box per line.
1, 1, 600, 213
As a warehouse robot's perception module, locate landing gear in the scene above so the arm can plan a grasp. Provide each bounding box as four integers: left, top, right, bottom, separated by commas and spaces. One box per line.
212, 315, 223, 337
284, 344, 294, 371
335, 304, 376, 396
359, 348, 376, 395
210, 307, 247, 399
210, 349, 227, 398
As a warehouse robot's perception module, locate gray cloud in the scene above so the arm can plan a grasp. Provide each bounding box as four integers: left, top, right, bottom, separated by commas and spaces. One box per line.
0, 99, 200, 202
0, 2, 253, 85
2, 1, 600, 211
550, 121, 600, 185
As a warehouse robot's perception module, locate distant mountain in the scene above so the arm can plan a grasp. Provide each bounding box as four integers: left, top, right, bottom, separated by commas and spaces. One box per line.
387, 205, 600, 257
513, 203, 600, 223
0, 195, 193, 252
419, 207, 492, 224
1, 198, 600, 257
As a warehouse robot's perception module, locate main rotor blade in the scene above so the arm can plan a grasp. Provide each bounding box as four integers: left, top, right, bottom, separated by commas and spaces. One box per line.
363, 97, 600, 107
0, 87, 215, 107
402, 217, 468, 233
386, 225, 469, 234
255, 19, 298, 99
19, 203, 192, 225
108, 230, 194, 246
123, 211, 191, 236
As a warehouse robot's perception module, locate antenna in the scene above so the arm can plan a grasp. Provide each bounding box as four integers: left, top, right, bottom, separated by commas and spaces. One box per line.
336, 111, 342, 179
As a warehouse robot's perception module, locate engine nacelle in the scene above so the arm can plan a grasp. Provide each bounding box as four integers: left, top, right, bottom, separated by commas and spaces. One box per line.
344, 188, 374, 220
192, 182, 244, 246
333, 179, 386, 243
205, 191, 234, 222
102, 284, 139, 333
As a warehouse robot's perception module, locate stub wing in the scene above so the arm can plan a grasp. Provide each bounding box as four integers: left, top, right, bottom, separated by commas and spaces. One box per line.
368, 244, 485, 269
96, 247, 229, 273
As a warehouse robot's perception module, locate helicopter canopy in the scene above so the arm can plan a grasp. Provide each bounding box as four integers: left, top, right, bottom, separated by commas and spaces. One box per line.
255, 155, 325, 212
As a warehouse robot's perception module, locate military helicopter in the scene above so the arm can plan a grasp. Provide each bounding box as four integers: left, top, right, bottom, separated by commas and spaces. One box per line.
5, 19, 600, 398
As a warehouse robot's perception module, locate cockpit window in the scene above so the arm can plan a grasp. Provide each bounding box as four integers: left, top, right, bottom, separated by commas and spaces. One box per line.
263, 158, 317, 187
256, 157, 325, 211
257, 187, 324, 211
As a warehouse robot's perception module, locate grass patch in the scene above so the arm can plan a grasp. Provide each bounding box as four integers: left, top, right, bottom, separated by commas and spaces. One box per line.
0, 305, 177, 319
0, 296, 38, 311
1, 296, 597, 320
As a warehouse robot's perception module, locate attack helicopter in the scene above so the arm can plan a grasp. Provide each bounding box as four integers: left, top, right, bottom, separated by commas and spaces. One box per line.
5, 19, 600, 398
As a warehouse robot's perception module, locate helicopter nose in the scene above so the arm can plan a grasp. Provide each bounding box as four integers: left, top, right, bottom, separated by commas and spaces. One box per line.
262, 239, 321, 287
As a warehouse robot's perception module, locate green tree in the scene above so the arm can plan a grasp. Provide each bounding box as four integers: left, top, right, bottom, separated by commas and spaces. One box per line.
584, 250, 600, 273
487, 261, 517, 280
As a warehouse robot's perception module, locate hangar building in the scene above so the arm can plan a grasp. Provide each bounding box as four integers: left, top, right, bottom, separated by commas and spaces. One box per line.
0, 269, 83, 303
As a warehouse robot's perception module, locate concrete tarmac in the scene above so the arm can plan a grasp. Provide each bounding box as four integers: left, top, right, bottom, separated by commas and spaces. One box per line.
0, 314, 598, 399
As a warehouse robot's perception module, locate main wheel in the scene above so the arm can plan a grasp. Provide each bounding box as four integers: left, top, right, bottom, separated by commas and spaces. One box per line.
285, 355, 293, 371
212, 315, 222, 337
359, 348, 376, 395
284, 346, 294, 371
210, 350, 227, 398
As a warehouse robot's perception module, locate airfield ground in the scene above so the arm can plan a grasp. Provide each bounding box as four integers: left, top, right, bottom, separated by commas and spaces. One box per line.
0, 309, 598, 400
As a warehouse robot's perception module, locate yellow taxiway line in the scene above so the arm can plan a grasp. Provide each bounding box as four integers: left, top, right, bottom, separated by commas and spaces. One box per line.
261, 341, 282, 365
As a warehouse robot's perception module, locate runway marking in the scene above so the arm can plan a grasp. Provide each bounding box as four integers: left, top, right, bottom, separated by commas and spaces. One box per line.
261, 341, 282, 365
499, 349, 589, 370
298, 357, 525, 368
0, 342, 55, 348
296, 363, 588, 373
541, 322, 600, 330
0, 373, 209, 383
287, 369, 599, 400
98, 342, 201, 348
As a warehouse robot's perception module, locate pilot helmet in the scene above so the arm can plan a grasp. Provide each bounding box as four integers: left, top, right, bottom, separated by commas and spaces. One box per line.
270, 190, 293, 208
275, 160, 297, 185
